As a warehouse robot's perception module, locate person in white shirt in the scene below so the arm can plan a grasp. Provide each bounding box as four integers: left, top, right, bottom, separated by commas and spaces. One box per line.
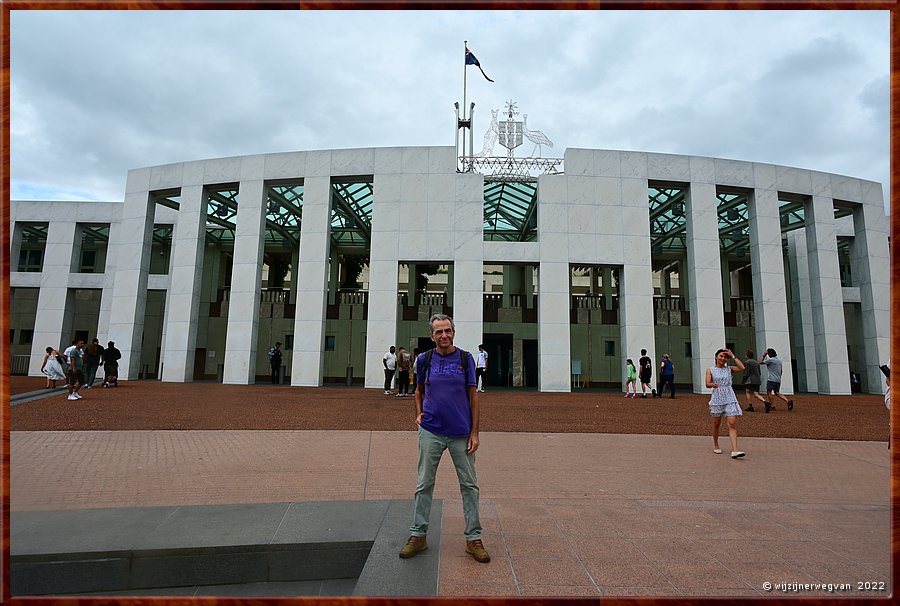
383, 346, 397, 394
476, 344, 488, 393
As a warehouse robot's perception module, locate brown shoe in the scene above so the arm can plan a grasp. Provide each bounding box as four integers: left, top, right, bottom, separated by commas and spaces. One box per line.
465, 539, 491, 563
399, 535, 428, 559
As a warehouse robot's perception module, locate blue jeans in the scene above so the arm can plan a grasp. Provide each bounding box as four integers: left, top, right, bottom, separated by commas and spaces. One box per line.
411, 426, 482, 540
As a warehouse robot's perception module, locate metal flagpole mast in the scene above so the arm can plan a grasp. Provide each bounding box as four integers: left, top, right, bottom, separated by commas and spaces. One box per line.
462, 40, 468, 161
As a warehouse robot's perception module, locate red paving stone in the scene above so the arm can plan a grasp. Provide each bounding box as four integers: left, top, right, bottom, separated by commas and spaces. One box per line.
9, 426, 892, 597
7, 381, 894, 597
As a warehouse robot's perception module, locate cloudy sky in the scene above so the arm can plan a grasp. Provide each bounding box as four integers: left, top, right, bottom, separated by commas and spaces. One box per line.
10, 10, 891, 213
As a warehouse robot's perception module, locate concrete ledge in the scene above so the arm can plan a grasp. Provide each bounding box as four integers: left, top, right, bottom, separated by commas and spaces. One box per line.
11, 500, 441, 597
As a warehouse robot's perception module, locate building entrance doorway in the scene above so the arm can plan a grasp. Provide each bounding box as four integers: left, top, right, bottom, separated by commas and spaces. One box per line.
484, 333, 513, 388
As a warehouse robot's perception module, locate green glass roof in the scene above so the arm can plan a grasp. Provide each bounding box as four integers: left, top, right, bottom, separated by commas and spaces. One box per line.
483, 179, 538, 242
20, 223, 48, 244
330, 180, 373, 253
649, 186, 687, 255
266, 183, 303, 245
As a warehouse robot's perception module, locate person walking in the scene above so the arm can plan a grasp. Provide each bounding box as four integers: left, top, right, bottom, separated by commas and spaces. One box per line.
761, 348, 794, 411
383, 345, 397, 394
639, 348, 653, 397
742, 349, 767, 412
658, 353, 675, 399
400, 314, 489, 564
63, 339, 86, 401
707, 348, 746, 459
268, 342, 283, 384
625, 359, 638, 398
40, 346, 66, 388
475, 344, 488, 393
84, 338, 104, 388
395, 346, 412, 397
101, 341, 121, 387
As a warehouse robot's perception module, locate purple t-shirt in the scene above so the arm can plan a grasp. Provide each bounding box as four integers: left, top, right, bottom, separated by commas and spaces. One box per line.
417, 348, 476, 438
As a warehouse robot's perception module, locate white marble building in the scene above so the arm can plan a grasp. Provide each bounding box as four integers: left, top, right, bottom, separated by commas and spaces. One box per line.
9, 146, 890, 394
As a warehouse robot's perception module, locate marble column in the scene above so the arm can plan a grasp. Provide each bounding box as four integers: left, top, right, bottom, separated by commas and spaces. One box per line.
291, 176, 332, 386
364, 172, 401, 389
786, 231, 818, 392
804, 195, 850, 394
524, 265, 535, 309
602, 267, 613, 311
721, 256, 732, 313
224, 172, 267, 384
160, 185, 207, 382
618, 177, 656, 391
536, 175, 572, 392
28, 221, 77, 375
685, 182, 725, 393
290, 245, 301, 305
107, 170, 156, 380
748, 188, 794, 394
850, 201, 890, 394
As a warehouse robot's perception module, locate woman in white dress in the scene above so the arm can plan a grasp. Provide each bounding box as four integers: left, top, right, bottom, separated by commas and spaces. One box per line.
706, 348, 746, 459
40, 346, 66, 388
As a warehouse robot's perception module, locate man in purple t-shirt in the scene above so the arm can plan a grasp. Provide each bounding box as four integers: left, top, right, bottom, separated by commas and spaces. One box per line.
398, 314, 490, 564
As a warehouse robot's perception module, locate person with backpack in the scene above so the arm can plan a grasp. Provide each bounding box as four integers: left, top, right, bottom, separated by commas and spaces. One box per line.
101, 341, 121, 387
657, 353, 675, 399
399, 314, 490, 564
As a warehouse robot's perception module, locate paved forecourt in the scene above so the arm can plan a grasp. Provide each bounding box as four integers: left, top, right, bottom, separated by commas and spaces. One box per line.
10, 426, 891, 598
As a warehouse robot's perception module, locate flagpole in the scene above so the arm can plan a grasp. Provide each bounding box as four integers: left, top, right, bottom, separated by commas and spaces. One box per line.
462, 40, 468, 161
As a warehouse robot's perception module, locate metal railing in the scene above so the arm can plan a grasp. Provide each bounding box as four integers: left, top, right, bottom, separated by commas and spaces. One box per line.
11, 355, 30, 375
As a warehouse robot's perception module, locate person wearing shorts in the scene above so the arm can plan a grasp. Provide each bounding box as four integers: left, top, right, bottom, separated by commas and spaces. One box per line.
64, 338, 86, 401
742, 350, 767, 412
761, 348, 794, 411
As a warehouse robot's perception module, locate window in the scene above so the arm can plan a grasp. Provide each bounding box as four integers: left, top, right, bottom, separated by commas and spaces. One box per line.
325, 335, 336, 351
18, 249, 43, 272
19, 329, 34, 345
684, 342, 692, 358
79, 250, 97, 273
285, 335, 294, 350
604, 341, 615, 356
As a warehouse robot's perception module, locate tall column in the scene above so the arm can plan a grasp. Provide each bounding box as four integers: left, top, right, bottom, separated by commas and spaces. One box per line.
289, 245, 301, 305
619, 177, 656, 391
452, 260, 483, 354
28, 221, 77, 375
223, 175, 266, 384
160, 184, 207, 382
685, 182, 725, 393
446, 263, 455, 307
721, 256, 732, 312
501, 265, 512, 307
524, 265, 535, 309
748, 188, 793, 394
786, 231, 817, 392
602, 267, 613, 311
405, 263, 415, 307
291, 176, 332, 386
536, 173, 571, 392
107, 170, 156, 380
805, 195, 850, 394
850, 201, 890, 394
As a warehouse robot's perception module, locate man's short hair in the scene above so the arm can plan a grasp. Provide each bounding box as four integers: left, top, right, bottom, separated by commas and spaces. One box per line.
478, 344, 485, 349
767, 348, 777, 357
641, 349, 647, 355
429, 313, 455, 334
275, 341, 281, 346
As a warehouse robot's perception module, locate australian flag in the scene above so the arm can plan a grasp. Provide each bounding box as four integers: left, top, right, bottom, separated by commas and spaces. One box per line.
465, 46, 494, 82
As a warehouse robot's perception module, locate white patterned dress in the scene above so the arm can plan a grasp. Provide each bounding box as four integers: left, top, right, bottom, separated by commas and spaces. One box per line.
708, 365, 742, 417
